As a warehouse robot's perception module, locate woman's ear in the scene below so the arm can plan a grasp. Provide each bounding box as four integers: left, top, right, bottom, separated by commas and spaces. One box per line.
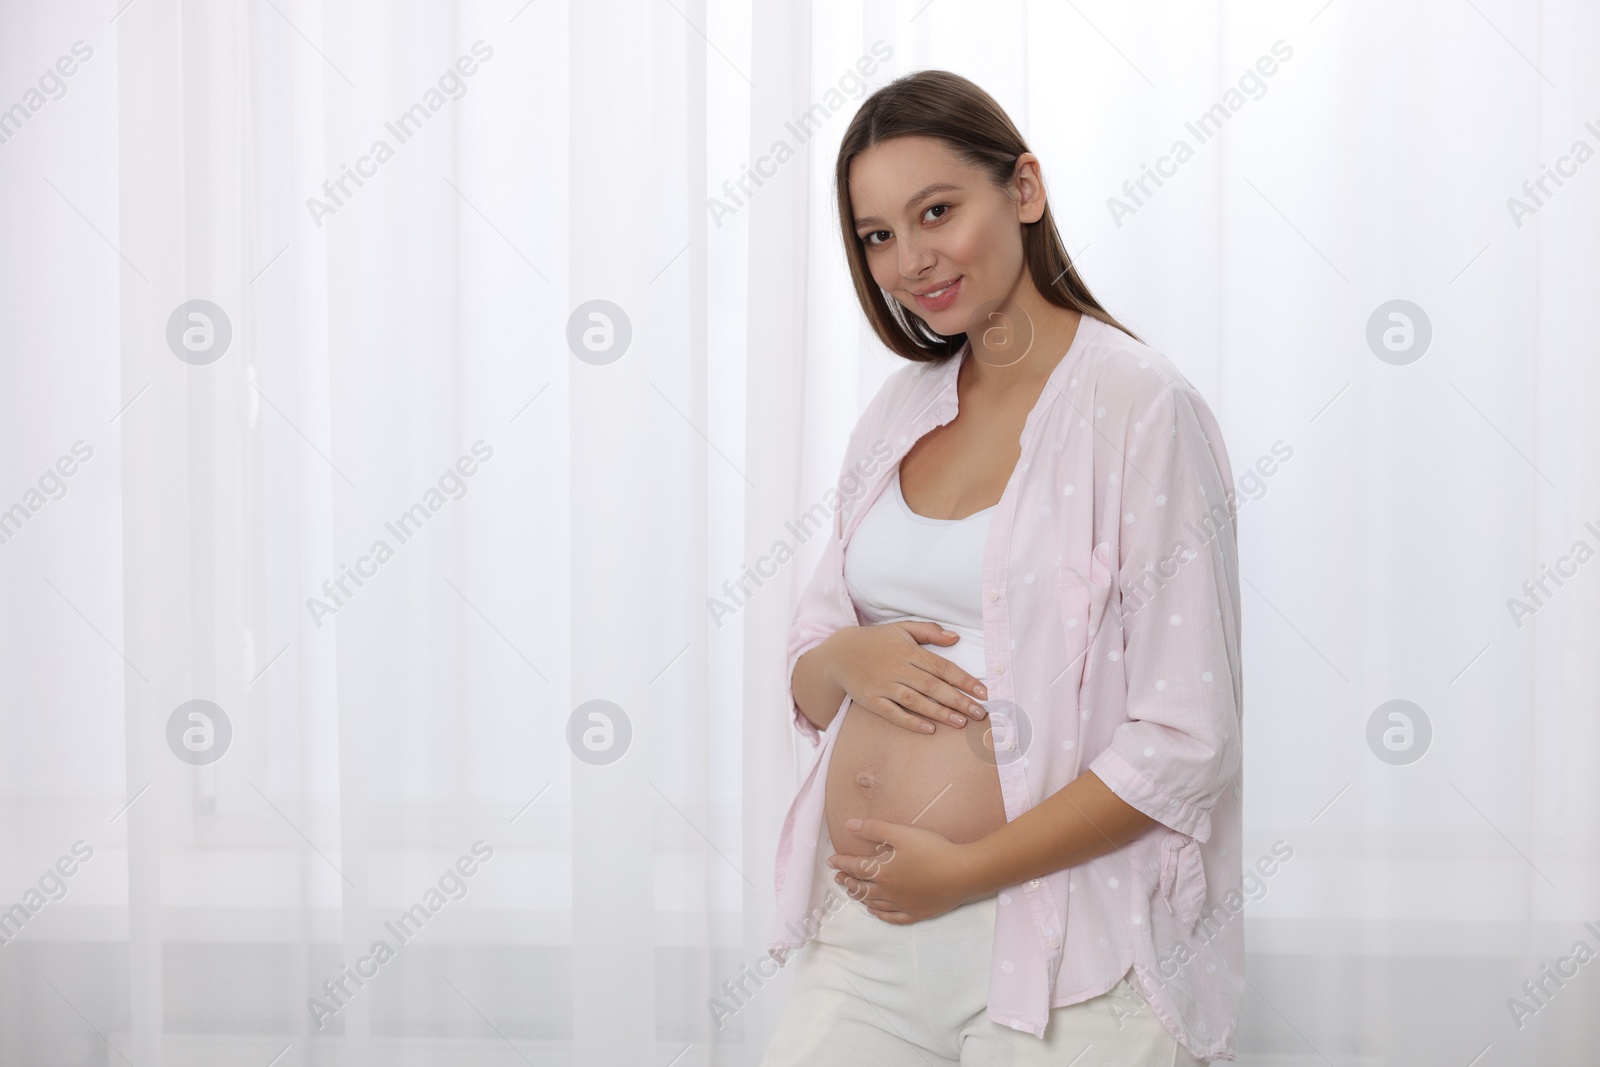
1012, 154, 1048, 225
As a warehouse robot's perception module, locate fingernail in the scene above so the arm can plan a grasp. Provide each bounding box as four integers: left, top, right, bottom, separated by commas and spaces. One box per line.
920, 722, 935, 733
949, 714, 966, 726
976, 684, 988, 697
970, 705, 986, 718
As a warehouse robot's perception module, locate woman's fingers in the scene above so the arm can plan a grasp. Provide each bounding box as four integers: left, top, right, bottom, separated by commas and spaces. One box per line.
883, 681, 979, 729
891, 627, 987, 722
836, 872, 889, 907
867, 697, 937, 734
917, 658, 988, 718
837, 622, 989, 734
933, 678, 987, 719
897, 649, 988, 722
886, 683, 970, 728
897, 620, 959, 645
835, 875, 913, 923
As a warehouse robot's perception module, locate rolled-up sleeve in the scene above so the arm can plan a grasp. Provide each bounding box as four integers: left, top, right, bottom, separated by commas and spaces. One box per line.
783, 365, 933, 746
1087, 382, 1242, 844
785, 524, 847, 748
784, 399, 901, 747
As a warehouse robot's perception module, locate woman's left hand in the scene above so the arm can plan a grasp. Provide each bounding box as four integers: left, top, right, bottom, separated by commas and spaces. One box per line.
828, 818, 984, 924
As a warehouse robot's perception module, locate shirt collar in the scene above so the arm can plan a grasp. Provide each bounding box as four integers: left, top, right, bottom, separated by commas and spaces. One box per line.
915, 315, 1099, 443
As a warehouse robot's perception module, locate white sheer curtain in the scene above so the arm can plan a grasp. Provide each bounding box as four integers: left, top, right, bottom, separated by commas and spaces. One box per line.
1, 0, 1596, 1065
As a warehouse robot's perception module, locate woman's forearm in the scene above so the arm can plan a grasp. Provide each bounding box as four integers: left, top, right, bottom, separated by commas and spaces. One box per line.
792, 631, 851, 733
961, 769, 1158, 897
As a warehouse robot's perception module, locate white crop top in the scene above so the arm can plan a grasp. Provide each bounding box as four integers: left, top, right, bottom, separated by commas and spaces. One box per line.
842, 464, 992, 683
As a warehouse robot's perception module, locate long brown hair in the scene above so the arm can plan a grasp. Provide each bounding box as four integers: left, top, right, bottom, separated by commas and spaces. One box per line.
835, 69, 1142, 363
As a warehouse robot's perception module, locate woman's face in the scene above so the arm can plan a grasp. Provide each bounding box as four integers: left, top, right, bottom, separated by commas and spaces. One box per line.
847, 135, 1042, 337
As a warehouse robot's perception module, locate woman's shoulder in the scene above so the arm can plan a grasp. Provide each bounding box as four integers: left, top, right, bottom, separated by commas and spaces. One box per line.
820, 354, 950, 487
1066, 319, 1234, 489
852, 352, 955, 432
1068, 317, 1219, 432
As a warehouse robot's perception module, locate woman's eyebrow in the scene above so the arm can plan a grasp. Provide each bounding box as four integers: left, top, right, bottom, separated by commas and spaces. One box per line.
852, 182, 964, 228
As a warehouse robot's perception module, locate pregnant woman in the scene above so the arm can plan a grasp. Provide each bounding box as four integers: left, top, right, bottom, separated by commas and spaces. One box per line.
758, 71, 1245, 1065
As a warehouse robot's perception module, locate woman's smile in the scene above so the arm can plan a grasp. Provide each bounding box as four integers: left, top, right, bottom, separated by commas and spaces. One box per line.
911, 275, 963, 313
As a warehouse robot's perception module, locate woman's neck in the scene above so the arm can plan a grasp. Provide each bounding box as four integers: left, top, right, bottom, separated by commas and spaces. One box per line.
963, 303, 1084, 398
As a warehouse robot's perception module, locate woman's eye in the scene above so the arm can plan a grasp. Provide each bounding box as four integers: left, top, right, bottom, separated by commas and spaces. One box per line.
861, 205, 949, 248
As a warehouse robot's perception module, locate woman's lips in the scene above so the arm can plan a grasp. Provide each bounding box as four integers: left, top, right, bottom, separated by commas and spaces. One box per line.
912, 276, 962, 313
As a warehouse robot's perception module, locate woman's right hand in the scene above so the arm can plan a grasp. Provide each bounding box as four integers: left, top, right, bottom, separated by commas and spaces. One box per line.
821, 622, 990, 733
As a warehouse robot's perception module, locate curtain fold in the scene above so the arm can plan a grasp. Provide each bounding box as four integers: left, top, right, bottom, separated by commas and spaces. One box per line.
735, 0, 815, 1053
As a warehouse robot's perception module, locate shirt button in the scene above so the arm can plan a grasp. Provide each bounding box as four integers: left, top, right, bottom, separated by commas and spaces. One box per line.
995, 665, 1006, 676
988, 590, 998, 602
1049, 936, 1061, 949
1029, 878, 1042, 888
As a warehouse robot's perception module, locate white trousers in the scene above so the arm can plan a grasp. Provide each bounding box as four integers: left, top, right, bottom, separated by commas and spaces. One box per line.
757, 838, 1207, 1067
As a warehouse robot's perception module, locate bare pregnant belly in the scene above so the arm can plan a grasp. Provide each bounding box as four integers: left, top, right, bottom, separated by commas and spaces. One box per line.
825, 700, 1007, 859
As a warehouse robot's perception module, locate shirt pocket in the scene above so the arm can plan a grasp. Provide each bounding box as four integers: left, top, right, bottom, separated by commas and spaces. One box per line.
1085, 539, 1114, 628
1153, 828, 1208, 933
1058, 541, 1116, 695
1056, 576, 1093, 697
